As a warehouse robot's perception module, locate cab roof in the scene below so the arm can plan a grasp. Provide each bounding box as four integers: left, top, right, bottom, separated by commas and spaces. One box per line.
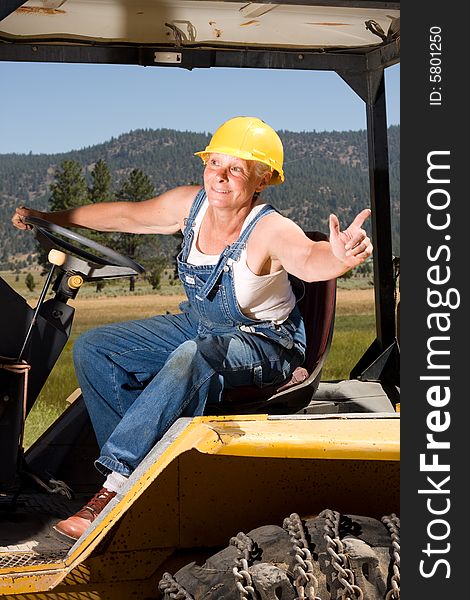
1, 1, 400, 73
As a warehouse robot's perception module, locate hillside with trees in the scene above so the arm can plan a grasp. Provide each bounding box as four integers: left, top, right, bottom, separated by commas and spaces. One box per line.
0, 126, 399, 270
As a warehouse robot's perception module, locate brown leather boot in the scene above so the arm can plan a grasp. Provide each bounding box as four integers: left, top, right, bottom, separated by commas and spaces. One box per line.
53, 488, 117, 541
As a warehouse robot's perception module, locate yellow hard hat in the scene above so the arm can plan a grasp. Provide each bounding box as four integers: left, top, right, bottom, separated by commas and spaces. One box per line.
195, 116, 284, 185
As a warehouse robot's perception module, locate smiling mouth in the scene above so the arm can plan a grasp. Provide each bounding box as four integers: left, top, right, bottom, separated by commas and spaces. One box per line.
213, 188, 231, 194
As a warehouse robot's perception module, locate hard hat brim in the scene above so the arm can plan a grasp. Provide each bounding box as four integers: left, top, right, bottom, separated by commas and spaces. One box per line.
194, 149, 284, 185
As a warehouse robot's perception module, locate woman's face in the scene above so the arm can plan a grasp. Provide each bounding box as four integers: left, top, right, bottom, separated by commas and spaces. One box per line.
203, 153, 271, 210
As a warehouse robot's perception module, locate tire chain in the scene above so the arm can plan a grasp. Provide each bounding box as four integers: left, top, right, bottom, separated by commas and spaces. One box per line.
158, 509, 400, 600
283, 512, 321, 600
381, 514, 400, 600
230, 531, 258, 599
319, 509, 364, 600
159, 571, 195, 600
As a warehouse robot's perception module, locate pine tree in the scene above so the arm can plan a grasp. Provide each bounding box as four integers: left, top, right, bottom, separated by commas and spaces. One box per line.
37, 160, 89, 273
117, 168, 155, 202
114, 169, 156, 291
88, 159, 114, 291
49, 160, 88, 211
88, 159, 113, 204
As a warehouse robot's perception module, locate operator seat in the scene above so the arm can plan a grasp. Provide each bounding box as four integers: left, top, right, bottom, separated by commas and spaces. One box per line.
206, 231, 337, 415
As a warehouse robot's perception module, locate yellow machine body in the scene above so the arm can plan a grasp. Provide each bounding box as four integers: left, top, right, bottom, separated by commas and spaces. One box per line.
0, 413, 399, 599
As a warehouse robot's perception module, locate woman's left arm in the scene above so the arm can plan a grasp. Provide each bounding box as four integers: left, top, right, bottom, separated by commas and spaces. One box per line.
264, 209, 373, 282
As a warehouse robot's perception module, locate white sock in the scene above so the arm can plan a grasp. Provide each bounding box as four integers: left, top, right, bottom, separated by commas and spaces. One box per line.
104, 471, 128, 493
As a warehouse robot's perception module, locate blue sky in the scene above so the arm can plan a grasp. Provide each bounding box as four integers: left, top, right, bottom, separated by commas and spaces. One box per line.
0, 61, 399, 155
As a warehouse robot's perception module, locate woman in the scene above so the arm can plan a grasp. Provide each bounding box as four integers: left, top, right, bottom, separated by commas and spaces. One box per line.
12, 116, 372, 540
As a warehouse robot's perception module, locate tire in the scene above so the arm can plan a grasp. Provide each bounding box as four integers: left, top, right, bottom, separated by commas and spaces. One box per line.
158, 509, 400, 599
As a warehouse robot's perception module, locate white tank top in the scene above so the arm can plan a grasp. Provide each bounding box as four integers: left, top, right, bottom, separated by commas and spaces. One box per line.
187, 199, 296, 323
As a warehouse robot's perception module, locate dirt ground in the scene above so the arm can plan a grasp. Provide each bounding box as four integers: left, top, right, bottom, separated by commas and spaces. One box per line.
335, 287, 375, 315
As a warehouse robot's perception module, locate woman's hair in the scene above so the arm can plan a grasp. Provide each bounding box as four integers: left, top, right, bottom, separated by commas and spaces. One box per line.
252, 161, 273, 201
253, 161, 273, 179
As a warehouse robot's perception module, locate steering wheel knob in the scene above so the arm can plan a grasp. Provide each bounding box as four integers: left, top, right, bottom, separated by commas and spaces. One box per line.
48, 249, 67, 266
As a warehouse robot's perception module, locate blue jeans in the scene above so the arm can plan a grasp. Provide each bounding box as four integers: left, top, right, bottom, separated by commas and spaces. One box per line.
73, 310, 302, 476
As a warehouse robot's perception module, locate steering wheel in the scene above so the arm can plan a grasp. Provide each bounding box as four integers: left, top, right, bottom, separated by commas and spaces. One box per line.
23, 215, 145, 275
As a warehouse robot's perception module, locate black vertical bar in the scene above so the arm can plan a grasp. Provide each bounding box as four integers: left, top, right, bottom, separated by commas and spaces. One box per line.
366, 74, 396, 351
402, 2, 464, 597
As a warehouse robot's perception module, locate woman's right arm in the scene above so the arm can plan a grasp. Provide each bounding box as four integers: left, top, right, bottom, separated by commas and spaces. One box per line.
11, 185, 200, 235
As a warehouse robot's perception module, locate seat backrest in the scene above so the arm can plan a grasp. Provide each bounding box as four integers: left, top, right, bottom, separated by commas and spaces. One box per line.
208, 231, 337, 414
291, 231, 337, 385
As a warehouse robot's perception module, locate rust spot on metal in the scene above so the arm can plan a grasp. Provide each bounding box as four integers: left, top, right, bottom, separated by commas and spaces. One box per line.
305, 22, 351, 26
209, 20, 222, 38
17, 7, 65, 15
240, 20, 260, 27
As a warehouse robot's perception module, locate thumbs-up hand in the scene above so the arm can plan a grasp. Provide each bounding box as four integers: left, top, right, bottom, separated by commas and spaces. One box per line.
328, 208, 373, 269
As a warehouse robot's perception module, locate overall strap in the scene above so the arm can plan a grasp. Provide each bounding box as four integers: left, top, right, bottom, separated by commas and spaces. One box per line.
184, 188, 206, 229
180, 188, 206, 260
229, 204, 277, 260
195, 203, 277, 301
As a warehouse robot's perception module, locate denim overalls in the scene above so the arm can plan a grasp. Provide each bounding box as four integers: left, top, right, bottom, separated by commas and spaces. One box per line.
178, 188, 306, 353
73, 189, 307, 477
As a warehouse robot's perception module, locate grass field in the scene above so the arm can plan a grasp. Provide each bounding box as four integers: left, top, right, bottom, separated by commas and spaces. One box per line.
1, 271, 376, 448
